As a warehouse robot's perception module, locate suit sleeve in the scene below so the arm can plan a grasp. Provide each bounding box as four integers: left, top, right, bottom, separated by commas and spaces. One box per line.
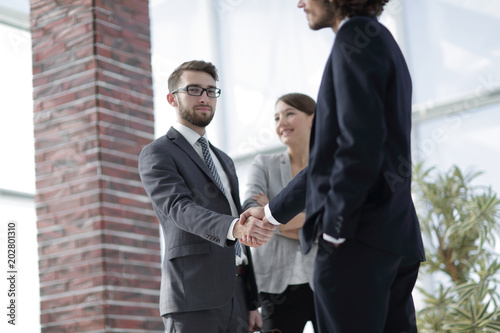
139, 142, 235, 247
323, 21, 391, 238
242, 154, 269, 211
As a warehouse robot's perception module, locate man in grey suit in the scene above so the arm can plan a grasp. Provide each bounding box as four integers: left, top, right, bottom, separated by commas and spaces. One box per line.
139, 60, 275, 332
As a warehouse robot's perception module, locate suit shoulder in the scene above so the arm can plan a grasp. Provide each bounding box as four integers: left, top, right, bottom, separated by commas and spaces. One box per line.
335, 16, 390, 44
339, 16, 382, 32
333, 16, 395, 67
253, 151, 286, 165
144, 134, 171, 149
139, 135, 171, 158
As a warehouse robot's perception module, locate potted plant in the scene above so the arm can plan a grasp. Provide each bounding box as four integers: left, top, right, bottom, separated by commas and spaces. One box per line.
413, 162, 500, 332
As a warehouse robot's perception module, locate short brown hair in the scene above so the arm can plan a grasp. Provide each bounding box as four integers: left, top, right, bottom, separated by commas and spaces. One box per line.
330, 0, 389, 18
276, 93, 316, 116
168, 60, 219, 92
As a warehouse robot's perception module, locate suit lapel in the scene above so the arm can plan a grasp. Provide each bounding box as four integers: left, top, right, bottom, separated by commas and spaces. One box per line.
167, 127, 216, 182
167, 127, 240, 210
211, 144, 242, 211
280, 152, 292, 189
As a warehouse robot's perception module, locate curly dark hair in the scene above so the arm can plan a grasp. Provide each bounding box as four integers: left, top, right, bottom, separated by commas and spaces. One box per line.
330, 0, 389, 18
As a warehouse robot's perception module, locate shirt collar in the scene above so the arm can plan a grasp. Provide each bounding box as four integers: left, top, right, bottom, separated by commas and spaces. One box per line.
173, 122, 207, 146
336, 17, 349, 34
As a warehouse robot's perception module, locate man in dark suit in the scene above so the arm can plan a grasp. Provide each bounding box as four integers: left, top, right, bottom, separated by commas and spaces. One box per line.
241, 1, 426, 332
139, 60, 275, 332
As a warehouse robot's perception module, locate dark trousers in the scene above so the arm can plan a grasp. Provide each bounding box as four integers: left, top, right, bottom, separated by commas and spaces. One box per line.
314, 239, 420, 333
162, 276, 249, 333
260, 283, 317, 333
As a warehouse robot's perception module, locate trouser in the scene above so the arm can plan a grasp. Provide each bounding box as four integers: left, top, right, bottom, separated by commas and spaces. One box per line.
259, 283, 317, 333
162, 276, 249, 333
313, 239, 420, 333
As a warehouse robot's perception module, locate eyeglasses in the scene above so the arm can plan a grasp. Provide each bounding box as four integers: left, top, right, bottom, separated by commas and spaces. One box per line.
171, 86, 221, 98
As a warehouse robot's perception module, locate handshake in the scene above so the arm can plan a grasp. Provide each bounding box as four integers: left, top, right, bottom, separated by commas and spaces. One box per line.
233, 207, 277, 247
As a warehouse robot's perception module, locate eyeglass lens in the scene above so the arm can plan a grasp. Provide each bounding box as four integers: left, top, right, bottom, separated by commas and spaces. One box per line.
187, 86, 220, 97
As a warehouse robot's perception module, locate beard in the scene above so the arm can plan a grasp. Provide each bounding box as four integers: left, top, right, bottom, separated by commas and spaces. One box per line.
178, 99, 215, 128
309, 1, 338, 30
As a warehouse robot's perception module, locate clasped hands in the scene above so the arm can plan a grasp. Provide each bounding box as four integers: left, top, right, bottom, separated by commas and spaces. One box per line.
233, 207, 276, 247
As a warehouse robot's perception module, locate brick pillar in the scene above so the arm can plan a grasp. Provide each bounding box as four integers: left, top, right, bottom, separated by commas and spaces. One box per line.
30, 0, 162, 332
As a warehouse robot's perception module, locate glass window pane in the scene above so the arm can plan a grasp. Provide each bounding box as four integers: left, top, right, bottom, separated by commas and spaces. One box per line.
413, 103, 500, 193
0, 22, 35, 193
405, 0, 500, 104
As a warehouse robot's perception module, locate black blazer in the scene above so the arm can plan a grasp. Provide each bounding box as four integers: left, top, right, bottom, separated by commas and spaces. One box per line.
139, 127, 259, 315
269, 16, 425, 260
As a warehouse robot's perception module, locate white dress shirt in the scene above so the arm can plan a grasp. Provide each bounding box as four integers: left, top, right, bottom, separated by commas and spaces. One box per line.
173, 123, 248, 264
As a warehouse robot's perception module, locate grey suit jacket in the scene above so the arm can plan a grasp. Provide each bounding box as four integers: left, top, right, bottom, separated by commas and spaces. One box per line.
139, 127, 258, 316
243, 152, 316, 294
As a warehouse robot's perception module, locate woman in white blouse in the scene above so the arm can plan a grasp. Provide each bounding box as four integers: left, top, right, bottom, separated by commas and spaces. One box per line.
243, 93, 318, 333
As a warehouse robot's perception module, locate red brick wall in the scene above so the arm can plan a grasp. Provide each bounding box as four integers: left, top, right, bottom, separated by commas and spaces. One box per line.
30, 0, 162, 331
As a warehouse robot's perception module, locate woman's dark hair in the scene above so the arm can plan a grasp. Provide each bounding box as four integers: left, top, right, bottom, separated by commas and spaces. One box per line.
276, 93, 316, 116
330, 0, 389, 18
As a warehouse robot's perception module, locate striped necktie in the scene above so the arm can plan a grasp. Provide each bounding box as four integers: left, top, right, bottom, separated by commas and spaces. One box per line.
198, 137, 242, 257
198, 137, 225, 194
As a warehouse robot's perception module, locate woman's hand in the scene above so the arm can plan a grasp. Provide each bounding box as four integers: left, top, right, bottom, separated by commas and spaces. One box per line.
253, 191, 270, 206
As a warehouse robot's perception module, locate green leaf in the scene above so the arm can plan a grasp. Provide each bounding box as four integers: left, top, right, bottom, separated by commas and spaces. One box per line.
414, 163, 500, 332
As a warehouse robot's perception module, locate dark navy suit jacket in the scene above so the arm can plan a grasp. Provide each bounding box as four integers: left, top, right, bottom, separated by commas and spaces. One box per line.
269, 16, 425, 261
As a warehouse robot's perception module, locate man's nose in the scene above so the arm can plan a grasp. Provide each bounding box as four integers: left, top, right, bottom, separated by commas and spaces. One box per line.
198, 91, 210, 102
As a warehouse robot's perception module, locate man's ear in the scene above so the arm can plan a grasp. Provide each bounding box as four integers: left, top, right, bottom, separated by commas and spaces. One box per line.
167, 93, 177, 107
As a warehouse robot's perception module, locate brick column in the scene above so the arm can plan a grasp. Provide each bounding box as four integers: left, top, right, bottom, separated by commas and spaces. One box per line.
30, 0, 162, 332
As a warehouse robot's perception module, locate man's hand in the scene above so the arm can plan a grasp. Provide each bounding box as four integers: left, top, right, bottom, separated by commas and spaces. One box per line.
233, 214, 275, 247
248, 309, 263, 332
239, 206, 266, 223
236, 207, 275, 247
